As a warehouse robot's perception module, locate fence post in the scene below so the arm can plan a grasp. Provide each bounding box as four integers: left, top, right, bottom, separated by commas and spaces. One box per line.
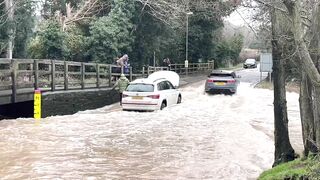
96, 63, 100, 88
34, 60, 39, 89
81, 63, 85, 89
108, 65, 112, 87
130, 67, 133, 81
51, 60, 56, 91
142, 66, 145, 77
11, 59, 17, 103
64, 61, 68, 90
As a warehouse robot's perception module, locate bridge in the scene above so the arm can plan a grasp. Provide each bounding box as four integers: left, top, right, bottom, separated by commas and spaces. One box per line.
0, 58, 214, 118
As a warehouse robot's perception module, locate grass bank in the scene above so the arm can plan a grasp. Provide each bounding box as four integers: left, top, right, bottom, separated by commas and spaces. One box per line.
255, 79, 300, 93
258, 157, 320, 180
217, 63, 243, 71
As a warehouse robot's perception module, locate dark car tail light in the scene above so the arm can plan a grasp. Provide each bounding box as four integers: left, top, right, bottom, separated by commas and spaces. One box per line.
207, 79, 214, 83
227, 79, 236, 83
147, 94, 160, 99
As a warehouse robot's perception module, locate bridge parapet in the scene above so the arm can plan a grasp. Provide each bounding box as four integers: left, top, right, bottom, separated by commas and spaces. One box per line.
0, 58, 214, 106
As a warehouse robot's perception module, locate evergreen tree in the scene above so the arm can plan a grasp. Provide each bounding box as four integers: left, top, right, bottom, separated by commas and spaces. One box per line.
89, 0, 135, 63
0, 0, 36, 58
131, 10, 182, 68
28, 19, 67, 59
14, 1, 36, 58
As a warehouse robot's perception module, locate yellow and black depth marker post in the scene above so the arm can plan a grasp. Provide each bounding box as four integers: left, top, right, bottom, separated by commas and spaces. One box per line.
34, 89, 41, 119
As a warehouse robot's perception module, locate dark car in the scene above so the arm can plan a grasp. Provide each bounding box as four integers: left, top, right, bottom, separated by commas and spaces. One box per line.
204, 70, 239, 94
243, 59, 257, 68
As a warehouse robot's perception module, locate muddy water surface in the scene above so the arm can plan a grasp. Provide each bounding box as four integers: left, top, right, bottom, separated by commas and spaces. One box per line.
0, 76, 302, 179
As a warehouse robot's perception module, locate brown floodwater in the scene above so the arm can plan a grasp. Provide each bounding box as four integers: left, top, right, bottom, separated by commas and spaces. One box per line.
0, 80, 302, 179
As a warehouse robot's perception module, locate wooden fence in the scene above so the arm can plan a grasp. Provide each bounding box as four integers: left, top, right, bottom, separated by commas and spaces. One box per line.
0, 58, 214, 103
143, 62, 214, 77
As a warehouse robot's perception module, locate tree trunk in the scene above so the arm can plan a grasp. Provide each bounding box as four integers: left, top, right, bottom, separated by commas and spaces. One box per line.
313, 87, 320, 149
283, 0, 320, 153
5, 0, 14, 59
271, 7, 295, 167
310, 2, 320, 152
299, 73, 317, 156
299, 2, 320, 156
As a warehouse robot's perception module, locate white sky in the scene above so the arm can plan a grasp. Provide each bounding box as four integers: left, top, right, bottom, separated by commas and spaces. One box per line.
225, 6, 254, 26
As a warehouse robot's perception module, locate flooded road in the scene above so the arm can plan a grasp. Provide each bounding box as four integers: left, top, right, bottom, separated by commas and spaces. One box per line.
0, 68, 302, 179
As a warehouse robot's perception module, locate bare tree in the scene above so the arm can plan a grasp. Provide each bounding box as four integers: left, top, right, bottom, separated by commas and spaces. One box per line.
250, 0, 320, 156
44, 0, 112, 30
135, 0, 239, 25
282, 0, 320, 153
64, 0, 111, 25
4, 0, 13, 59
1, 0, 38, 58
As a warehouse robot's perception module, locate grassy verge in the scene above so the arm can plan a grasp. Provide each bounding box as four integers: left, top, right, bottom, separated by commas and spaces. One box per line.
259, 159, 309, 180
255, 80, 273, 90
217, 63, 243, 71
259, 157, 320, 180
255, 79, 300, 93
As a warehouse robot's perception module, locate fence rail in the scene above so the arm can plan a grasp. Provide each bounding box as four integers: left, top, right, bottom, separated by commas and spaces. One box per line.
0, 58, 214, 104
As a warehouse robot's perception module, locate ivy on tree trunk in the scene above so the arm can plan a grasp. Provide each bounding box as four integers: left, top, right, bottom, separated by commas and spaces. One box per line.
271, 7, 295, 167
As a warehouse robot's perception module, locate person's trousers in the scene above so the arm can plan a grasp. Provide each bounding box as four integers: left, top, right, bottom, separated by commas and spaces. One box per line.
119, 92, 123, 105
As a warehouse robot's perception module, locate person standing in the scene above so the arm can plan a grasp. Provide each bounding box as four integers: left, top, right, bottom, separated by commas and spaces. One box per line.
116, 54, 129, 67
116, 54, 129, 74
112, 74, 129, 105
163, 57, 171, 69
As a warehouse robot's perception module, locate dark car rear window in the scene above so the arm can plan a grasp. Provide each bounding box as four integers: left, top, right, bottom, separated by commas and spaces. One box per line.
126, 83, 154, 92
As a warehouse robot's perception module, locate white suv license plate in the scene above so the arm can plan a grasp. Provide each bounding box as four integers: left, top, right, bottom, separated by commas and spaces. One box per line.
215, 82, 225, 86
132, 96, 143, 100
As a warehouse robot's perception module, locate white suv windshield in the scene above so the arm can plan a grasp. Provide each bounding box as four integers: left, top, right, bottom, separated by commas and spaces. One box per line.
126, 83, 154, 92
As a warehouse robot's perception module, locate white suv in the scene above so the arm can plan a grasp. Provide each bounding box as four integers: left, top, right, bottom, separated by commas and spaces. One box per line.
122, 78, 182, 111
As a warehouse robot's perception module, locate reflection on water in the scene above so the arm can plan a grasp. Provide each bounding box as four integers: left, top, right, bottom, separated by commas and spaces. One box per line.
0, 81, 302, 179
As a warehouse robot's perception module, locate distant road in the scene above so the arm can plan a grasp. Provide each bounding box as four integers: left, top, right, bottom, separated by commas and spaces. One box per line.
236, 63, 268, 85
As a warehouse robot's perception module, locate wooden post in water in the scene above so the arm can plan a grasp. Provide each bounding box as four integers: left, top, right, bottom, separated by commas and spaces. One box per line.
81, 62, 85, 89
51, 60, 56, 91
64, 61, 68, 90
34, 60, 39, 89
11, 59, 17, 103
